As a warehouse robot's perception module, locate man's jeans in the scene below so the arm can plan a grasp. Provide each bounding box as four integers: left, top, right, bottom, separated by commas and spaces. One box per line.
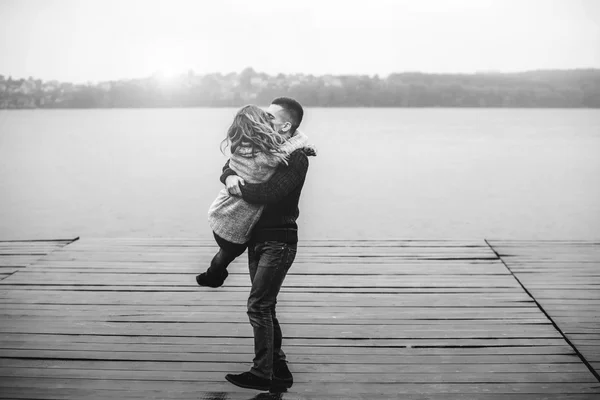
247, 241, 297, 379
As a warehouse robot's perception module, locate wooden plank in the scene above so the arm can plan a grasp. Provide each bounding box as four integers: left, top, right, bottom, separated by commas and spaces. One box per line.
0, 290, 536, 305
0, 389, 598, 400
0, 349, 584, 364
1, 390, 599, 400
1, 378, 599, 395
0, 285, 529, 294
0, 317, 554, 326
0, 312, 552, 323
0, 340, 572, 351
0, 303, 546, 312
23, 263, 510, 275
0, 255, 47, 267
0, 322, 564, 339
0, 333, 572, 349
0, 266, 24, 274
0, 341, 575, 355
0, 367, 595, 384
1, 358, 587, 373
0, 272, 523, 288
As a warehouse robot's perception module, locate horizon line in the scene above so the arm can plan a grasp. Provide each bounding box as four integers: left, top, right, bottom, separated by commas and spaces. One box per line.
1, 67, 600, 85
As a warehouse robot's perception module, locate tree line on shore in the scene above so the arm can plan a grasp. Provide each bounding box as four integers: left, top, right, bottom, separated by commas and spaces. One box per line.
1, 68, 599, 108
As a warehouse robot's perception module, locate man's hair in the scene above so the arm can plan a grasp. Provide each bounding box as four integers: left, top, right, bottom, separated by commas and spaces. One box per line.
271, 97, 303, 134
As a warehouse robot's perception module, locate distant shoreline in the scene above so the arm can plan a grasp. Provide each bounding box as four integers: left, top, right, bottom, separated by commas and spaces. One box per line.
2, 68, 599, 109
1, 106, 599, 110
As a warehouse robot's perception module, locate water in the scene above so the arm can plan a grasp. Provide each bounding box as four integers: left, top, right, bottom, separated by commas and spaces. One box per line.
1, 108, 599, 240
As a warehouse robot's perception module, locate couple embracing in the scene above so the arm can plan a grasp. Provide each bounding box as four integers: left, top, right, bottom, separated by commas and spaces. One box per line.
197, 97, 315, 391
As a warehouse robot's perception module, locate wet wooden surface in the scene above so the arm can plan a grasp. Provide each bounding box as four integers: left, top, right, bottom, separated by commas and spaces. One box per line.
0, 238, 599, 399
0, 239, 76, 281
488, 240, 600, 378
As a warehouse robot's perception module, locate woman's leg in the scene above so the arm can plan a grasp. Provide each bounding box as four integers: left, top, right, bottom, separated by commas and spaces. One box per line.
197, 233, 246, 287
207, 248, 238, 276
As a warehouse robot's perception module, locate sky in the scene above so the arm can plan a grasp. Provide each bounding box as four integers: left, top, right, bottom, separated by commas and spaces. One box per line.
0, 0, 599, 82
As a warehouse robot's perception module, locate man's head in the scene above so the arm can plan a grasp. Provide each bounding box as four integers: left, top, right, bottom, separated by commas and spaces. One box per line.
266, 97, 304, 138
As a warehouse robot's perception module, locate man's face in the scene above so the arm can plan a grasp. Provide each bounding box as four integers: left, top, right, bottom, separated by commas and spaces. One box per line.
266, 104, 292, 138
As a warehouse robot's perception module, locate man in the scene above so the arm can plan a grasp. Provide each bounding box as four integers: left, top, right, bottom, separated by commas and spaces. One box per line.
222, 97, 311, 391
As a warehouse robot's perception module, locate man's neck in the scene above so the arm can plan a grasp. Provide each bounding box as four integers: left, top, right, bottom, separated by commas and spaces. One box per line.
281, 131, 293, 141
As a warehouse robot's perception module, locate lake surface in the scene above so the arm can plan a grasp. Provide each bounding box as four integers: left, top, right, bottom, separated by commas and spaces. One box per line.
1, 108, 599, 241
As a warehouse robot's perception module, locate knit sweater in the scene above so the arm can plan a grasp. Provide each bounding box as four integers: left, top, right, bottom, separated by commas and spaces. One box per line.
220, 149, 310, 244
208, 132, 309, 244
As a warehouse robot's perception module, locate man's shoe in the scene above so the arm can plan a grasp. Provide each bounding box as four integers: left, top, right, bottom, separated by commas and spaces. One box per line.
196, 269, 228, 288
225, 371, 271, 391
272, 361, 293, 387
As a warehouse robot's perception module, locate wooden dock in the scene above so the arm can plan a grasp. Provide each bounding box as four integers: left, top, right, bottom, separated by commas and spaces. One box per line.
0, 238, 599, 399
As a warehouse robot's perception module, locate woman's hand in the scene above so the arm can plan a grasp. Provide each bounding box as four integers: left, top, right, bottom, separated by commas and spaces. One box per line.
226, 175, 245, 197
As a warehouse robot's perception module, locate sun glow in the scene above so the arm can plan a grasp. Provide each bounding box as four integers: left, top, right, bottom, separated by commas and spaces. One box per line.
154, 67, 182, 80
145, 42, 189, 81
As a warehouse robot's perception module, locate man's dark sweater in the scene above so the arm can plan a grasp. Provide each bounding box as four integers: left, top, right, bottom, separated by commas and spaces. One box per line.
220, 149, 310, 244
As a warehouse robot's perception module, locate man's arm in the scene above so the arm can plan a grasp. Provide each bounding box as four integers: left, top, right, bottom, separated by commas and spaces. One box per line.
238, 150, 309, 205
219, 160, 246, 197
220, 160, 236, 184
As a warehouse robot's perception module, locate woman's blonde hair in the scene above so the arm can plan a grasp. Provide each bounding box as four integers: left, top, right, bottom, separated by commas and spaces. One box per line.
221, 105, 288, 164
